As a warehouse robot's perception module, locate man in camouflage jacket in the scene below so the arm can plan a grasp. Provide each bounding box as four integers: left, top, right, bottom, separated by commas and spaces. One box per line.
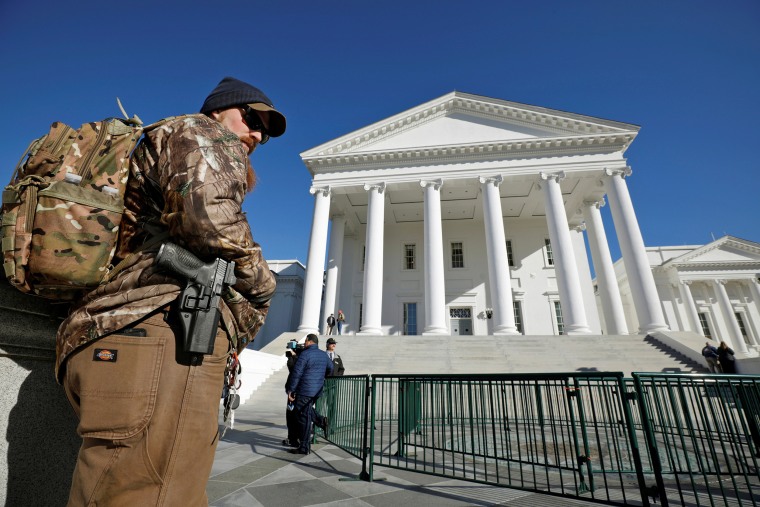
56, 77, 285, 506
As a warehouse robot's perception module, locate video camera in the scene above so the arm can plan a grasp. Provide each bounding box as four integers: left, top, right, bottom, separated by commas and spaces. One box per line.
286, 340, 304, 354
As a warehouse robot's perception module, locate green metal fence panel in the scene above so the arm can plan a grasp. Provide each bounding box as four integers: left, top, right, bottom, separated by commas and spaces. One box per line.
633, 373, 760, 507
322, 372, 760, 506
315, 375, 370, 463
368, 373, 650, 506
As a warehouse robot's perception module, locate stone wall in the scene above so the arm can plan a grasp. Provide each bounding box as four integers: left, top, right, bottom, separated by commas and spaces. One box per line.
0, 283, 79, 506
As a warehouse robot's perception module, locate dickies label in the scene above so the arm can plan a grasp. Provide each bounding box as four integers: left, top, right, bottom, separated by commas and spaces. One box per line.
93, 349, 118, 362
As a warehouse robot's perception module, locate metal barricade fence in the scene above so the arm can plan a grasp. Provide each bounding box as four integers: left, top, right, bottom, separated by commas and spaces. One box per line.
315, 375, 372, 479
318, 373, 760, 506
633, 373, 760, 507
368, 373, 648, 505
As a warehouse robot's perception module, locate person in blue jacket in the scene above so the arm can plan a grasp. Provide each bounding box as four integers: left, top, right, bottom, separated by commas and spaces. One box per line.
285, 333, 333, 454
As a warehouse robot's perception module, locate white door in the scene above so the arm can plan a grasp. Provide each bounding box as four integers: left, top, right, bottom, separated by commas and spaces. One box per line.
450, 307, 473, 336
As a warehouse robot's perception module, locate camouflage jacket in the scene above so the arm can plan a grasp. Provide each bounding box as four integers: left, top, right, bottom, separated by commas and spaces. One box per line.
55, 114, 276, 380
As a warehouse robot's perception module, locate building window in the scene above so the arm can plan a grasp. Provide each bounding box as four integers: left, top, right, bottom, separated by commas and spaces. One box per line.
545, 239, 554, 266
403, 303, 417, 335
513, 300, 523, 334
554, 301, 564, 335
404, 244, 416, 270
359, 304, 363, 330
362, 246, 366, 270
698, 312, 711, 339
450, 307, 472, 319
451, 242, 464, 268
506, 240, 514, 267
736, 312, 749, 340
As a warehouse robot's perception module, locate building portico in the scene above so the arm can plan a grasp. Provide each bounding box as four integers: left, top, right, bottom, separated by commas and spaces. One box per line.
609, 236, 760, 355
297, 92, 668, 337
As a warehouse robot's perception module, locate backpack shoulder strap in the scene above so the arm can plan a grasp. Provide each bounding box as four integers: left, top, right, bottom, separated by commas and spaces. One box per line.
142, 114, 201, 133
101, 231, 171, 284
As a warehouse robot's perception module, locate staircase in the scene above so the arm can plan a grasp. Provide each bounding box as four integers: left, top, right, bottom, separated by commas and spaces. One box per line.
254, 332, 711, 378
643, 334, 709, 373
223, 350, 287, 410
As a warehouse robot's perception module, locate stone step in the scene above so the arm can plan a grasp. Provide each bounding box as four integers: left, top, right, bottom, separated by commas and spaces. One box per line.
254, 332, 709, 378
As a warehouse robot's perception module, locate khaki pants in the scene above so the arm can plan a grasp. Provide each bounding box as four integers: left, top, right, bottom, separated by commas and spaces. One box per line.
63, 310, 229, 506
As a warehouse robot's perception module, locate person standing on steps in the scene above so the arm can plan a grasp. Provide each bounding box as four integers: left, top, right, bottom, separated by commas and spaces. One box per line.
283, 339, 304, 447
326, 337, 345, 376
285, 334, 333, 454
337, 310, 345, 335
701, 342, 721, 373
326, 313, 336, 335
717, 341, 737, 374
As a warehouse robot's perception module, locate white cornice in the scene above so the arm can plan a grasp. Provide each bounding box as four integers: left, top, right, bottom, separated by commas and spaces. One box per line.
301, 91, 640, 163
663, 260, 760, 270
303, 132, 635, 172
660, 235, 760, 268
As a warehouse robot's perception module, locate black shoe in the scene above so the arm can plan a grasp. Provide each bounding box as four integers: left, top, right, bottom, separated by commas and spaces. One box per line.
289, 448, 309, 455
323, 417, 330, 438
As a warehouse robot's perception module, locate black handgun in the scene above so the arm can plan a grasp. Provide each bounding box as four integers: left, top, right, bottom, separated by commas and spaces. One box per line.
155, 242, 237, 355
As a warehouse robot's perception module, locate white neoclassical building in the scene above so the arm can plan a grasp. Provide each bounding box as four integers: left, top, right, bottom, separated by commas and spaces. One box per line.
296, 91, 670, 337
605, 236, 760, 354
252, 260, 305, 349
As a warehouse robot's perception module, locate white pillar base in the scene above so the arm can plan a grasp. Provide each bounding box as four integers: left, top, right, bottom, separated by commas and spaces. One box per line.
566, 326, 594, 336
493, 326, 521, 335
422, 326, 449, 335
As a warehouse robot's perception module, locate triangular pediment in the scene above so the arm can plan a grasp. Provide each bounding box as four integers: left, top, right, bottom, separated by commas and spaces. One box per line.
301, 91, 639, 165
360, 112, 565, 152
664, 236, 760, 267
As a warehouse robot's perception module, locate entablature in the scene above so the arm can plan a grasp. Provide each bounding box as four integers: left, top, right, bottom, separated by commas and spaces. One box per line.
657, 261, 760, 275
311, 160, 626, 192
304, 133, 635, 174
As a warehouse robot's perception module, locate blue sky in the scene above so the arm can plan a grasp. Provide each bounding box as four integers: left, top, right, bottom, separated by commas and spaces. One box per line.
1, 1, 758, 266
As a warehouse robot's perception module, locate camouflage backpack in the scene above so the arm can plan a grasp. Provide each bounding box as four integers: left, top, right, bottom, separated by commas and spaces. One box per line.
1, 104, 164, 300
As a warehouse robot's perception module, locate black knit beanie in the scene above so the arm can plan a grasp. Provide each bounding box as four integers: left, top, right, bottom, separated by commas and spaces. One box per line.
200, 77, 286, 137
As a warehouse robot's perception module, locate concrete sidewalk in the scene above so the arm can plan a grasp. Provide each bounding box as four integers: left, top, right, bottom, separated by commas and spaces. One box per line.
207, 364, 602, 507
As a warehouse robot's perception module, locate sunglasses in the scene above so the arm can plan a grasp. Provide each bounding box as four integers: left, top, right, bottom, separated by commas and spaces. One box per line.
240, 106, 270, 145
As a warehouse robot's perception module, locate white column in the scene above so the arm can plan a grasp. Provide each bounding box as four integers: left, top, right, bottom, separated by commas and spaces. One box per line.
747, 279, 760, 307
539, 172, 591, 334
297, 186, 331, 334
321, 214, 346, 334
420, 179, 448, 335
582, 199, 628, 335
678, 280, 702, 335
714, 279, 748, 353
358, 183, 386, 335
479, 175, 518, 335
604, 168, 668, 333
745, 279, 760, 346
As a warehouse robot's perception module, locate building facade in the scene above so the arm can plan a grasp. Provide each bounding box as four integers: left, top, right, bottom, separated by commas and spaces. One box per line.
252, 260, 305, 349
606, 236, 760, 354
296, 92, 669, 337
